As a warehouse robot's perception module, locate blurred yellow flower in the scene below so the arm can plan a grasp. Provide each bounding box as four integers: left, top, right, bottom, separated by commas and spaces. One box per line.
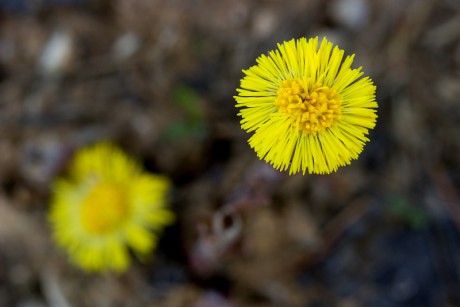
49, 143, 174, 273
235, 37, 378, 174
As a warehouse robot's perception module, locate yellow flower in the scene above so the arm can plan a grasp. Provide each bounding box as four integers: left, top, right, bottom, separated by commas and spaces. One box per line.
235, 37, 378, 174
49, 143, 174, 273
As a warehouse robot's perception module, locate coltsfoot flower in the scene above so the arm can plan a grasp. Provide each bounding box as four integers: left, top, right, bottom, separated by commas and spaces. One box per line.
49, 143, 174, 273
235, 37, 378, 174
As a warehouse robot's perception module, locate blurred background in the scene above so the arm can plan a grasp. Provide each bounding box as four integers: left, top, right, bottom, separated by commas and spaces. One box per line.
1, 0, 460, 306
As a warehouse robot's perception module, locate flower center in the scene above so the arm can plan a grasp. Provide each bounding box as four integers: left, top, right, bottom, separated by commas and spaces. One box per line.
81, 182, 130, 234
275, 79, 342, 134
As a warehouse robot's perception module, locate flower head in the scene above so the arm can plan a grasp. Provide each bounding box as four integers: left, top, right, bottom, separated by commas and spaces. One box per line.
49, 143, 174, 273
235, 37, 377, 174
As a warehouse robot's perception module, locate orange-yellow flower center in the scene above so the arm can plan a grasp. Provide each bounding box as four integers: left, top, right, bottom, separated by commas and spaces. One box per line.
81, 182, 130, 234
275, 79, 342, 134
